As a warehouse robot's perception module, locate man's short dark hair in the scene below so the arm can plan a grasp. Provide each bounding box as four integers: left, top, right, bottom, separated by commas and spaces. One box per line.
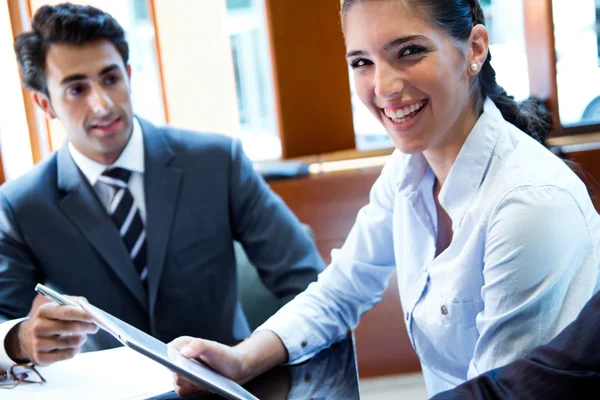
14, 2, 129, 96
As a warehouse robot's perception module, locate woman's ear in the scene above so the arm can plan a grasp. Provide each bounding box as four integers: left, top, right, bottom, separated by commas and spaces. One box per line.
467, 24, 489, 75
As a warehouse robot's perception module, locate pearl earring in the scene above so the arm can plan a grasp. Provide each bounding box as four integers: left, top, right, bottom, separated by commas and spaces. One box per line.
470, 63, 478, 71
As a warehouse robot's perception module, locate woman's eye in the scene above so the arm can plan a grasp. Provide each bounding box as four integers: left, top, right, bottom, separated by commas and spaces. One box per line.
350, 58, 372, 69
399, 45, 425, 57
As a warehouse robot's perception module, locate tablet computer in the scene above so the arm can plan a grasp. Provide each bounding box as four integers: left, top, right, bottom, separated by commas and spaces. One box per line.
34, 284, 258, 400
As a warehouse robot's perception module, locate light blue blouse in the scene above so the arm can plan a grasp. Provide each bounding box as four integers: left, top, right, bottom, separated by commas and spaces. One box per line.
259, 99, 600, 396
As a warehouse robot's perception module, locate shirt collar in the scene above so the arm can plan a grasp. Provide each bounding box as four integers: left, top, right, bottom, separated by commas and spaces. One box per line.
395, 98, 502, 226
68, 117, 145, 186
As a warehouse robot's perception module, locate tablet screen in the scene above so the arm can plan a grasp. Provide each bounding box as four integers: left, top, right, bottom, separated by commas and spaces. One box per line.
80, 301, 258, 400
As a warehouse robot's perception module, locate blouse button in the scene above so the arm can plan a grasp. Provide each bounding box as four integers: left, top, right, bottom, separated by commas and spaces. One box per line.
441, 305, 448, 315
301, 340, 308, 347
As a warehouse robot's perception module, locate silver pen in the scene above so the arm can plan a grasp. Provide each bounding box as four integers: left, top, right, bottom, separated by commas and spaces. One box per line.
34, 283, 80, 307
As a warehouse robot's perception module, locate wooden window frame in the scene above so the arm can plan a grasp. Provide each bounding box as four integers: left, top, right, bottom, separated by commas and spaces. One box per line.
7, 0, 599, 167
265, 0, 600, 158
6, 0, 49, 164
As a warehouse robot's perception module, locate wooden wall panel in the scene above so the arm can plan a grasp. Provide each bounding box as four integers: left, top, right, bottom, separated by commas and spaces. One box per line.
7, 0, 46, 164
264, 0, 356, 158
269, 168, 422, 377
523, 0, 560, 133
562, 148, 600, 212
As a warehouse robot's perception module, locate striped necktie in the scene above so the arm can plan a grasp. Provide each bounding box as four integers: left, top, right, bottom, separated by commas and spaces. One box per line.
98, 167, 148, 288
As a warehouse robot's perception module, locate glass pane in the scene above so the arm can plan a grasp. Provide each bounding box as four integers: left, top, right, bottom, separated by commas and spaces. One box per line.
0, 0, 35, 179
351, 0, 531, 150
97, 0, 166, 127
553, 0, 600, 126
227, 0, 252, 10
226, 0, 280, 161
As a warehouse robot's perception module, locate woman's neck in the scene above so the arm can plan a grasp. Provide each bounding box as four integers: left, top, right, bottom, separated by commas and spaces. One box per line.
424, 105, 482, 188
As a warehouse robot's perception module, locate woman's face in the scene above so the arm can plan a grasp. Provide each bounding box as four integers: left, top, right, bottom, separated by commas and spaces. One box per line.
343, 0, 476, 154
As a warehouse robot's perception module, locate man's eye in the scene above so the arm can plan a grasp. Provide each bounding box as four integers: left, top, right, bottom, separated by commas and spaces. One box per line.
67, 85, 84, 96
104, 75, 119, 85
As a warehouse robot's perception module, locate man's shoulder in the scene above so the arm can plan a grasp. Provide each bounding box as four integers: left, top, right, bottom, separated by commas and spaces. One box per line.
143, 119, 234, 156
0, 153, 59, 203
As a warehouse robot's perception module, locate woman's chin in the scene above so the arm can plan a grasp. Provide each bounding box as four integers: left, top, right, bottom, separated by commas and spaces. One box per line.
389, 137, 427, 154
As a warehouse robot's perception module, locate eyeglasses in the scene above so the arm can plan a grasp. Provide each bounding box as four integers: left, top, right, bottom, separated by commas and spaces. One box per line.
0, 363, 46, 389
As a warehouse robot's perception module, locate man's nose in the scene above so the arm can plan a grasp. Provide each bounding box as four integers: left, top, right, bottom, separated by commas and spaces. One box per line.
88, 86, 113, 115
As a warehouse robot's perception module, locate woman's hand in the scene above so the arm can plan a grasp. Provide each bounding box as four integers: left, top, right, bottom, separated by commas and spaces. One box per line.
169, 330, 289, 397
169, 336, 249, 396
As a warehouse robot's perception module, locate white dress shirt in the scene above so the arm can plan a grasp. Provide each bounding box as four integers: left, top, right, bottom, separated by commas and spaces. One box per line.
68, 117, 146, 222
258, 99, 600, 397
0, 118, 146, 369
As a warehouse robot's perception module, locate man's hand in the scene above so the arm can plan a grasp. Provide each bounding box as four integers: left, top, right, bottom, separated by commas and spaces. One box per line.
5, 296, 98, 366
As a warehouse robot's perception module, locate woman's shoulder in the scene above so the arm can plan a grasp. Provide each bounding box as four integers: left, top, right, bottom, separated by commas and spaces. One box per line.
470, 120, 598, 228
489, 121, 586, 195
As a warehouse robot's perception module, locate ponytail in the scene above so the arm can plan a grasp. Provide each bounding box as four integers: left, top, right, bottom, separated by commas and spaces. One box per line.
470, 1, 551, 143
478, 53, 551, 143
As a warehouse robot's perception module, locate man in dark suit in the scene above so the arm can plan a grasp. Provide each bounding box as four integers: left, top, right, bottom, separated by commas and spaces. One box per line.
433, 290, 600, 399
0, 3, 324, 369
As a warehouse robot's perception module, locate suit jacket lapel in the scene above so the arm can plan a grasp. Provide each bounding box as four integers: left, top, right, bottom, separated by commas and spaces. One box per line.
139, 119, 182, 317
56, 145, 149, 312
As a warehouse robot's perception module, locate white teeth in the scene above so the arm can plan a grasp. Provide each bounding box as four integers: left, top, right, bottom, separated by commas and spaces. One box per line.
383, 100, 427, 123
96, 119, 116, 127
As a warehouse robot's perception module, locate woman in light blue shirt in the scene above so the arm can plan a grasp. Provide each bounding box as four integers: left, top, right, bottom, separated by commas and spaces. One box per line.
171, 0, 600, 397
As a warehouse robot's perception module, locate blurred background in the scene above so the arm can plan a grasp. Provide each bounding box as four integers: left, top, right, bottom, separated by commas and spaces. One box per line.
1, 1, 599, 398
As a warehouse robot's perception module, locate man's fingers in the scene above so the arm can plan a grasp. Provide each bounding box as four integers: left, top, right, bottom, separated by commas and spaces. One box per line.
32, 319, 98, 337
38, 303, 94, 323
35, 334, 87, 352
32, 347, 80, 367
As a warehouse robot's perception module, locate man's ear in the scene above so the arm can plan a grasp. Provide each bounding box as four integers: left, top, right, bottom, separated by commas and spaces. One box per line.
31, 91, 56, 119
467, 24, 489, 75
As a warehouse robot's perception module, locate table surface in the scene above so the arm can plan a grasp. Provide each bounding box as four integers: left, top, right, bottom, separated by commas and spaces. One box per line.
149, 338, 360, 400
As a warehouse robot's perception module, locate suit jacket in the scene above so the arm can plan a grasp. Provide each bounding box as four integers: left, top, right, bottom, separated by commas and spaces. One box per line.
0, 118, 324, 351
433, 289, 600, 399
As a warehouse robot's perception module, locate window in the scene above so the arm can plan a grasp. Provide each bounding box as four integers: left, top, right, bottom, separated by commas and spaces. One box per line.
0, 1, 34, 180
226, 0, 280, 160
553, 0, 600, 126
483, 0, 531, 102
350, 0, 531, 150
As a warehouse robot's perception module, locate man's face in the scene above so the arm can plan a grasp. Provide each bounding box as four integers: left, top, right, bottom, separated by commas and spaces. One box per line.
36, 39, 134, 164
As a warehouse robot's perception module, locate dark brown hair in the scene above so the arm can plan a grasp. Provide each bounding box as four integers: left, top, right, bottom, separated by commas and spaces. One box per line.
14, 2, 129, 97
341, 0, 551, 142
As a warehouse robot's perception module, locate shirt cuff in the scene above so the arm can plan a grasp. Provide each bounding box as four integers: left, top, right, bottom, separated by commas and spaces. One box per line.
255, 314, 318, 365
0, 318, 27, 369
287, 362, 319, 399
